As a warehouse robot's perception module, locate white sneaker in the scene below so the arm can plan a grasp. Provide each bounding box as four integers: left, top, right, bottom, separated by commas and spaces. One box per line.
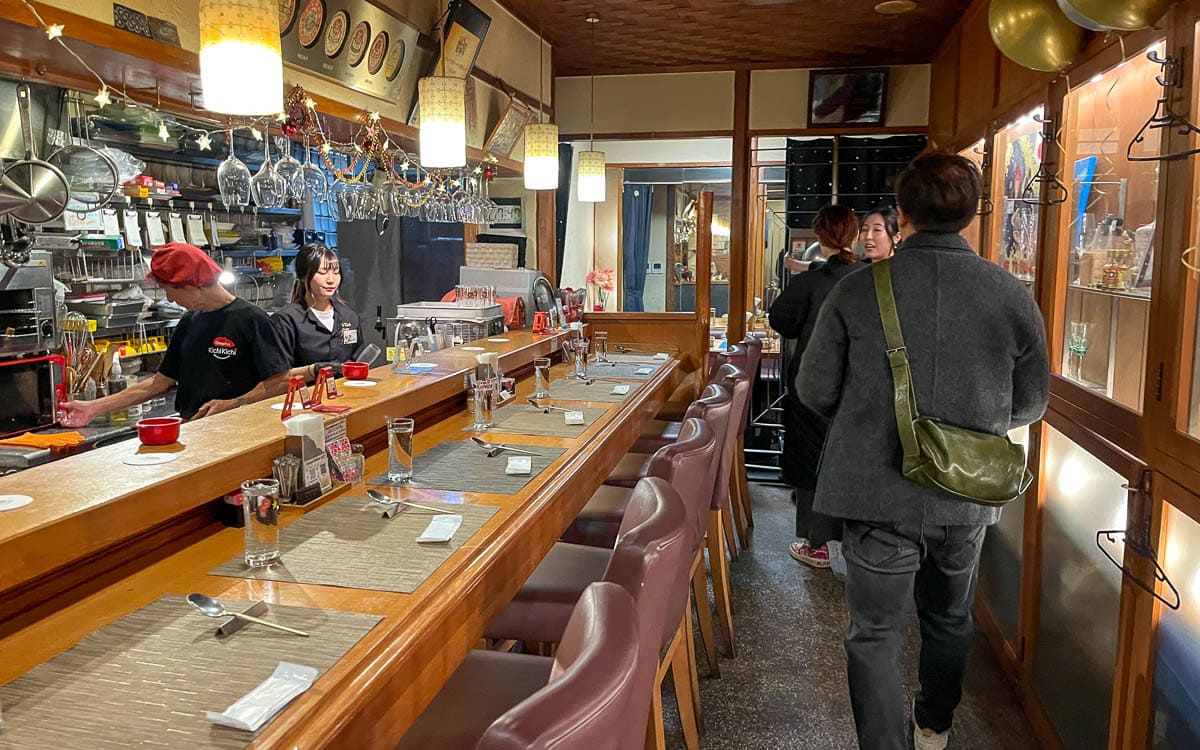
913, 721, 949, 750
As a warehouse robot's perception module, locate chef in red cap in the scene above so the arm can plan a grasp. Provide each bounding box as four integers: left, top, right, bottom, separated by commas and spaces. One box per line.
61, 242, 290, 425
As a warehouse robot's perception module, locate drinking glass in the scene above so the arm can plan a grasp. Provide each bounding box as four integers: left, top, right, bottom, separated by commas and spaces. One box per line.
387, 417, 415, 482
250, 137, 287, 208
217, 132, 252, 208
593, 331, 609, 362
571, 339, 589, 378
472, 380, 495, 430
1068, 321, 1091, 381
533, 357, 551, 398
347, 444, 366, 489
241, 478, 281, 567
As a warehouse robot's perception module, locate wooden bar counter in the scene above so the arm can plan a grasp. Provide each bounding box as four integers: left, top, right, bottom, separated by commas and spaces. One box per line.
0, 330, 680, 746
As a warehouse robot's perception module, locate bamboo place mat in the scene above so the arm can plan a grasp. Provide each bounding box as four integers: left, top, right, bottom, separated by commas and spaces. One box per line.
583, 361, 662, 379
211, 495, 499, 593
366, 440, 566, 493
547, 377, 635, 403
0, 596, 379, 749
470, 404, 608, 438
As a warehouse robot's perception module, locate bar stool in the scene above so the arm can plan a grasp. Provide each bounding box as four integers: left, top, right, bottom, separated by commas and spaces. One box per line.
731, 336, 764, 539
642, 345, 749, 438
484, 478, 699, 750
396, 582, 639, 750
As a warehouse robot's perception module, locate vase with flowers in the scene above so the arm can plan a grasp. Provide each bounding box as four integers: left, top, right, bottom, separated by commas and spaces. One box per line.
587, 268, 616, 311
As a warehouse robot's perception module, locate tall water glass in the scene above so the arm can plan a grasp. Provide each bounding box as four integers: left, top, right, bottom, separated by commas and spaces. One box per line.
572, 339, 589, 379
533, 357, 551, 398
241, 479, 281, 567
472, 380, 495, 430
593, 331, 609, 362
387, 417, 415, 482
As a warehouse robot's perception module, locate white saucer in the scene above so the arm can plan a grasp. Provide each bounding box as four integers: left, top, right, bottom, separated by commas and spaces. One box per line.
487, 338, 510, 343
0, 494, 33, 512
342, 379, 378, 387
123, 453, 179, 466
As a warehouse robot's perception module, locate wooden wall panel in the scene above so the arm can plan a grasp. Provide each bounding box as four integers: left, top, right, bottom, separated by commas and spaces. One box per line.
997, 53, 1053, 114
929, 26, 961, 149
955, 4, 1000, 140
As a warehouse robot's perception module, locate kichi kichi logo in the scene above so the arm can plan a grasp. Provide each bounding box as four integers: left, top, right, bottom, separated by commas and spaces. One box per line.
208, 336, 238, 360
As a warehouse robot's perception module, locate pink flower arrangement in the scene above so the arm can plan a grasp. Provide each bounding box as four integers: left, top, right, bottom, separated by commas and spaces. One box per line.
586, 268, 616, 291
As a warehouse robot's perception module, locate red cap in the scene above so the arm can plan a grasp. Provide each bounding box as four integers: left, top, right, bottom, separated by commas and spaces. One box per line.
148, 242, 221, 287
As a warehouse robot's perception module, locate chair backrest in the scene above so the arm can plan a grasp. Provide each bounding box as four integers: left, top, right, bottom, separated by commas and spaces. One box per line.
712, 363, 749, 510
651, 388, 729, 541
708, 342, 748, 381
603, 478, 693, 750
738, 336, 764, 430
477, 582, 639, 750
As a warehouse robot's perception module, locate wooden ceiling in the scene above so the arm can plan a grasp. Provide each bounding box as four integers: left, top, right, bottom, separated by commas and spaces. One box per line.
500, 0, 973, 76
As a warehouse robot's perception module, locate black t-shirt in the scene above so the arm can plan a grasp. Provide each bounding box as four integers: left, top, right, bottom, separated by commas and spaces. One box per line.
158, 298, 290, 418
270, 299, 364, 368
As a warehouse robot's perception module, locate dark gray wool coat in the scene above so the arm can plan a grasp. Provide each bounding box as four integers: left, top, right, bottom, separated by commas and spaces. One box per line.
795, 231, 1050, 527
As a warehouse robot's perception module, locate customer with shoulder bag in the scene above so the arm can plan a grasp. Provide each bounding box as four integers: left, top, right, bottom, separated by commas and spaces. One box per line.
796, 153, 1049, 750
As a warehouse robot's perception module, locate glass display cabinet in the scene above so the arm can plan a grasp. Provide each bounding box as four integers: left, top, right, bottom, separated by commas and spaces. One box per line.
989, 108, 1044, 288
1057, 42, 1165, 412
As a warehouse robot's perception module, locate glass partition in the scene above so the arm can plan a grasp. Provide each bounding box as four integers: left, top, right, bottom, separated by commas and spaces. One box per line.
1034, 424, 1128, 750
1152, 502, 1200, 748
976, 425, 1030, 644
989, 108, 1043, 286
1058, 42, 1164, 411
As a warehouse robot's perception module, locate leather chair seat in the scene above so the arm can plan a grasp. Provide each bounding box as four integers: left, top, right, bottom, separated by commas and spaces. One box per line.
397, 650, 553, 750
559, 484, 635, 548
603, 452, 655, 487
484, 543, 611, 643
633, 419, 684, 453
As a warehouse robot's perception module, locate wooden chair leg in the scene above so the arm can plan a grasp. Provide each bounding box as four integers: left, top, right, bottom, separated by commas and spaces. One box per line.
708, 509, 737, 657
721, 494, 739, 561
669, 619, 701, 750
729, 467, 750, 549
737, 434, 755, 528
644, 676, 666, 750
683, 596, 706, 735
691, 554, 720, 676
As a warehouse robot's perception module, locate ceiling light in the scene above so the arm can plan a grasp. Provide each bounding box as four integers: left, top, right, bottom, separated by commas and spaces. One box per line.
524, 123, 560, 190
199, 0, 284, 115
578, 151, 606, 202
419, 77, 467, 168
874, 0, 917, 14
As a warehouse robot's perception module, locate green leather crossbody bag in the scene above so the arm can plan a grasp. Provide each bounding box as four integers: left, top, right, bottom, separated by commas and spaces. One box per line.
872, 261, 1032, 507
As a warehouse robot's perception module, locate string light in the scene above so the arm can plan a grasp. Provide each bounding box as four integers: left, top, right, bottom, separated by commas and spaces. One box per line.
250, 127, 263, 141
196, 132, 213, 151
94, 87, 111, 108
158, 121, 170, 142
368, 112, 381, 123
304, 97, 316, 109
45, 23, 63, 40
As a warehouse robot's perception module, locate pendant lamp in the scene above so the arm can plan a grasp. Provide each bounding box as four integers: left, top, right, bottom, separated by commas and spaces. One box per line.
577, 14, 606, 202
198, 0, 283, 116
419, 0, 467, 168
524, 25, 559, 190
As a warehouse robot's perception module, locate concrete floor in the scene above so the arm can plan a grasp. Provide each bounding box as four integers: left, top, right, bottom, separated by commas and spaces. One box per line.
664, 483, 1040, 749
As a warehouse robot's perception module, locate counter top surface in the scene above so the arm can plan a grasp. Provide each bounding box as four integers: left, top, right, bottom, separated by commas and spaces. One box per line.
0, 342, 677, 748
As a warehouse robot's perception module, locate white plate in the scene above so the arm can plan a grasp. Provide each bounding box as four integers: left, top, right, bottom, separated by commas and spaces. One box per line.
342, 379, 378, 387
462, 346, 485, 351
123, 453, 179, 466
271, 403, 309, 411
0, 494, 33, 512
487, 338, 510, 343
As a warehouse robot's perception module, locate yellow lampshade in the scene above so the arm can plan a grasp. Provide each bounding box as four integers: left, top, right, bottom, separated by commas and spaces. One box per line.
577, 150, 606, 202
198, 0, 283, 116
524, 123, 559, 190
419, 77, 467, 168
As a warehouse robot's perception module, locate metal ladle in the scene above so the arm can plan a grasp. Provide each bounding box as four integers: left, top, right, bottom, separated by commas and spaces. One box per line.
186, 593, 308, 637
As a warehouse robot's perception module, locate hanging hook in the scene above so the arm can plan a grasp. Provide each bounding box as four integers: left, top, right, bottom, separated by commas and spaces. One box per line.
1128, 50, 1200, 162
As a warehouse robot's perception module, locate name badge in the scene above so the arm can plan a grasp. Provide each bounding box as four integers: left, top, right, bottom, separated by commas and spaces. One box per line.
341, 328, 358, 345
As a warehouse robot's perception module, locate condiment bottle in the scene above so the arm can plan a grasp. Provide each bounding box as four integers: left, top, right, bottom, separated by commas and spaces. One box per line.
108, 356, 129, 424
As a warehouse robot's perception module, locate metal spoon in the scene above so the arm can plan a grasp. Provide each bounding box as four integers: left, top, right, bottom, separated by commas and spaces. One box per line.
186, 593, 309, 637
527, 398, 574, 413
366, 489, 456, 514
469, 436, 540, 457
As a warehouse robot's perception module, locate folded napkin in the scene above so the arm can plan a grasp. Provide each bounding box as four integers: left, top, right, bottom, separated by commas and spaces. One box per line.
0, 431, 86, 449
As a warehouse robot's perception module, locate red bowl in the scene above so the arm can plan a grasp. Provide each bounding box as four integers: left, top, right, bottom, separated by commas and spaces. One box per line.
137, 417, 181, 445
343, 361, 370, 380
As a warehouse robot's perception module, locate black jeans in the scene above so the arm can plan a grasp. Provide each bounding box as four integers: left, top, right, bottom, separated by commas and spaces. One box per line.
794, 487, 842, 547
841, 520, 986, 750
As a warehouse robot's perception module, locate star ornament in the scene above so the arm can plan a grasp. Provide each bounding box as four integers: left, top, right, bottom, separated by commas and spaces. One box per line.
250, 127, 263, 141
368, 112, 381, 123
94, 87, 111, 108
46, 24, 64, 40
304, 97, 316, 110
319, 143, 331, 155
196, 132, 213, 151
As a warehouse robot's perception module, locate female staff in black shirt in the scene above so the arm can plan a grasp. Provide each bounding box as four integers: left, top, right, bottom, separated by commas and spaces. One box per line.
271, 243, 365, 380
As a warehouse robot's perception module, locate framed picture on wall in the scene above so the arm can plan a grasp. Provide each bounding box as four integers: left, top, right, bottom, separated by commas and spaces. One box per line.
807, 68, 888, 127
484, 98, 537, 156
490, 197, 523, 229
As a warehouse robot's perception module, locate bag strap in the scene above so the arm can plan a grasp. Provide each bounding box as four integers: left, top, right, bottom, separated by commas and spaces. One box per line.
871, 261, 922, 466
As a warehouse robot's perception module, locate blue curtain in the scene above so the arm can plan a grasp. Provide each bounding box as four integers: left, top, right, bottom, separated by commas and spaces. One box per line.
622, 184, 653, 312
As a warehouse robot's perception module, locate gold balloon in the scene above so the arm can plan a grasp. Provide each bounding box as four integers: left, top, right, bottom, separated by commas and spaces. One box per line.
989, 0, 1087, 73
1057, 0, 1171, 31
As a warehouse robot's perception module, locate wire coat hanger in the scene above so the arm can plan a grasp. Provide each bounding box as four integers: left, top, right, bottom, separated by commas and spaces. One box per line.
1128, 50, 1200, 162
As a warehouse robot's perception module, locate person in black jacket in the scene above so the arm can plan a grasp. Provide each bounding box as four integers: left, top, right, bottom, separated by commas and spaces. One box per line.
768, 204, 862, 568
271, 243, 366, 381
797, 154, 1049, 750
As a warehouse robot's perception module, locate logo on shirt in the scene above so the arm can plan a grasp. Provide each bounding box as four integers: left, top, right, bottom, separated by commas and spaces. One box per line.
208, 336, 238, 360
